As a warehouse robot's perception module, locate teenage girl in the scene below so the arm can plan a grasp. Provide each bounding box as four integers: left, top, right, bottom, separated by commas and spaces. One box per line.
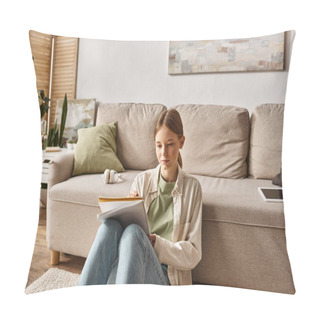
78, 109, 202, 285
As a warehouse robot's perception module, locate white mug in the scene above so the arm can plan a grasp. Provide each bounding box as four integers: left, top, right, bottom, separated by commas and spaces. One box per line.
102, 169, 119, 184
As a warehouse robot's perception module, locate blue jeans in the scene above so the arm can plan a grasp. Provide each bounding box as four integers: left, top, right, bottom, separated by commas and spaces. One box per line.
78, 219, 170, 285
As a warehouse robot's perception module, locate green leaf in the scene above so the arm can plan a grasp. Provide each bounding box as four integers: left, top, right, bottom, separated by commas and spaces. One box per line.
40, 103, 45, 119
47, 127, 55, 146
40, 90, 45, 100
58, 94, 68, 147
47, 120, 59, 146
54, 130, 59, 146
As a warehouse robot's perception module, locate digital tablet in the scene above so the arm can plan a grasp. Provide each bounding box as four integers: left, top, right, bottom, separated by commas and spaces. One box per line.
258, 187, 283, 202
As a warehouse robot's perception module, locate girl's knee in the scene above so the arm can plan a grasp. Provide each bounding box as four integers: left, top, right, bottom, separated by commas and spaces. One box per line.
104, 219, 122, 230
120, 224, 145, 246
124, 223, 144, 237
97, 219, 123, 239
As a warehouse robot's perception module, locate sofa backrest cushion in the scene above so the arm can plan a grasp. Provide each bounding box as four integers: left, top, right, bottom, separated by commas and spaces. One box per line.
96, 103, 167, 170
173, 104, 250, 178
249, 104, 284, 179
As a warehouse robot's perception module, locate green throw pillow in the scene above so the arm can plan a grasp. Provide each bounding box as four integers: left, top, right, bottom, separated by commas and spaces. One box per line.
72, 122, 124, 176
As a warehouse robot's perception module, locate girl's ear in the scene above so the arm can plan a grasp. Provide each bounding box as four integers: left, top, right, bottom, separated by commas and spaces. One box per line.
180, 135, 185, 149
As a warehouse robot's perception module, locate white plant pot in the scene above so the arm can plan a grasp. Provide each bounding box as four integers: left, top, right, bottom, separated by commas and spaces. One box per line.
67, 143, 74, 150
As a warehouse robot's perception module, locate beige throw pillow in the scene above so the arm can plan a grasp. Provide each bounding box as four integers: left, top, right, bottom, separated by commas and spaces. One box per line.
72, 122, 124, 176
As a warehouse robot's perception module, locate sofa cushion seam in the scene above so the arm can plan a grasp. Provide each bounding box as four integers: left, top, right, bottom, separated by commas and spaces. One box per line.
48, 198, 100, 207
202, 218, 285, 230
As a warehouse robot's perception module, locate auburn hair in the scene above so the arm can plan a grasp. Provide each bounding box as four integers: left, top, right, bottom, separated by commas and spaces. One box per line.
154, 109, 184, 168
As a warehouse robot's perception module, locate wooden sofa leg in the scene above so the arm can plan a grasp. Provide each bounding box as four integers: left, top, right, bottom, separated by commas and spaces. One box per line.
51, 250, 60, 265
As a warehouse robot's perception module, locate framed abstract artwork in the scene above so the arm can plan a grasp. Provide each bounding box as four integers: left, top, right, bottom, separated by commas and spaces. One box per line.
54, 98, 96, 143
168, 32, 284, 74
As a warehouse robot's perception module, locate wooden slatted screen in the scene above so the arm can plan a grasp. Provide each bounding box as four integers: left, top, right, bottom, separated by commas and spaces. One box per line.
29, 30, 79, 129
29, 30, 53, 104
50, 36, 79, 128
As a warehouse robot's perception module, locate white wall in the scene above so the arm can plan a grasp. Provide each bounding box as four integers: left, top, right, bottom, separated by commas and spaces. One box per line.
76, 31, 295, 114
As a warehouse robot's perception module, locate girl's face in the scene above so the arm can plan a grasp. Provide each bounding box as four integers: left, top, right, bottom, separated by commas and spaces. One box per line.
155, 125, 185, 173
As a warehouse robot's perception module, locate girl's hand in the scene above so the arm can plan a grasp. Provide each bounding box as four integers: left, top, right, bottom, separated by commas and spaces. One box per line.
148, 234, 156, 247
128, 190, 138, 197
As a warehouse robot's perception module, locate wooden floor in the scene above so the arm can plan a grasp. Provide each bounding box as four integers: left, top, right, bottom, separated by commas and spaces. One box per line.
25, 206, 86, 288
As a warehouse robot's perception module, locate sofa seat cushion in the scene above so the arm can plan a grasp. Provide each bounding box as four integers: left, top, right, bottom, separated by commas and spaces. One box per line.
49, 170, 143, 207
194, 175, 285, 228
49, 171, 285, 229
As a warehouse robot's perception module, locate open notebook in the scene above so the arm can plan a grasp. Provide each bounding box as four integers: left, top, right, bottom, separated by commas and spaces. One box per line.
98, 197, 150, 234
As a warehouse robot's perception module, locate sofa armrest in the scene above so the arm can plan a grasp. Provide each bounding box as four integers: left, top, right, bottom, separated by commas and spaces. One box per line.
48, 151, 74, 189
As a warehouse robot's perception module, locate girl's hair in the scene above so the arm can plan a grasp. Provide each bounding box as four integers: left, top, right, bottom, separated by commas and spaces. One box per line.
154, 109, 184, 168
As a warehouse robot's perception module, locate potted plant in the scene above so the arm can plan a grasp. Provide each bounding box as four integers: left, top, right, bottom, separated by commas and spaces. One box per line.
67, 140, 74, 150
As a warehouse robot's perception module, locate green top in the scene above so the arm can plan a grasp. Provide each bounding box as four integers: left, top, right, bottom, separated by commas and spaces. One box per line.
147, 173, 175, 241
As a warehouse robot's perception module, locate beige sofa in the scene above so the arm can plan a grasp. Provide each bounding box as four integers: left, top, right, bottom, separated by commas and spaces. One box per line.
47, 103, 295, 294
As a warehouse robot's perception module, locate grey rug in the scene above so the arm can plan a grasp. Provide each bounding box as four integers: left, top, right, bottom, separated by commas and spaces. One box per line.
25, 268, 80, 294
